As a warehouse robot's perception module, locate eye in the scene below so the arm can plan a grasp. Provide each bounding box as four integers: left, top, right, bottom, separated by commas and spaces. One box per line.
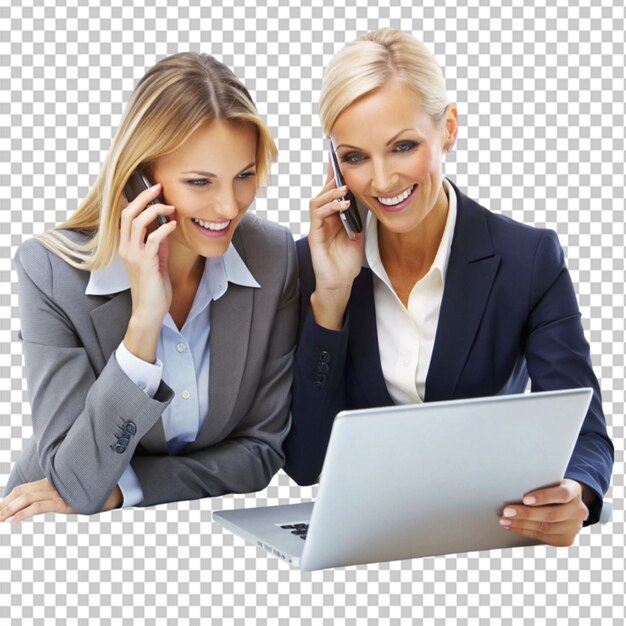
394, 141, 419, 153
237, 170, 257, 180
340, 152, 365, 165
187, 178, 210, 186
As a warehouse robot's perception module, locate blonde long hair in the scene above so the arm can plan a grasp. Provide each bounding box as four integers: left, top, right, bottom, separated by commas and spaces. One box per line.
38, 53, 278, 269
319, 28, 450, 136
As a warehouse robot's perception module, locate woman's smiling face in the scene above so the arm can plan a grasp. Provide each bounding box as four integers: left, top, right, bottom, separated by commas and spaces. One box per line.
151, 118, 258, 258
330, 80, 457, 235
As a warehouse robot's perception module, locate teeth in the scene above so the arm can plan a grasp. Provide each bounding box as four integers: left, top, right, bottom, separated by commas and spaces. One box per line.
377, 186, 414, 206
192, 218, 229, 231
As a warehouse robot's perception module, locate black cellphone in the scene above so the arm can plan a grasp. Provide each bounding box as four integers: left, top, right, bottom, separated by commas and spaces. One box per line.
329, 139, 363, 239
123, 170, 169, 227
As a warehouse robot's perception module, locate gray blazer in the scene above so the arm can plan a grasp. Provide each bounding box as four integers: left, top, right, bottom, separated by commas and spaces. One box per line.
5, 214, 298, 514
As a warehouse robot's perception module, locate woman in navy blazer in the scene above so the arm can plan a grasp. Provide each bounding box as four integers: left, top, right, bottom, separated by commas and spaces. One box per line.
283, 29, 613, 547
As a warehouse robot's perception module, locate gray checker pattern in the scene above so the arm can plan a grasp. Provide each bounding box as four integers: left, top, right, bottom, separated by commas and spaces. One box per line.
1, 0, 624, 624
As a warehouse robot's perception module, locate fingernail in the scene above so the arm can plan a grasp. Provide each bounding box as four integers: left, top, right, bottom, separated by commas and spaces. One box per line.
151, 183, 161, 190
499, 518, 512, 527
523, 496, 536, 505
503, 508, 517, 517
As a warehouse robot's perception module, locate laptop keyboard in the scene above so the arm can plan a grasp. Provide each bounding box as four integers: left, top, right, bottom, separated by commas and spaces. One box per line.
279, 522, 309, 540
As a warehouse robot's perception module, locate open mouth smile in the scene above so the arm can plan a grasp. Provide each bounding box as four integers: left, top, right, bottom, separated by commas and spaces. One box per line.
375, 185, 417, 211
191, 217, 231, 237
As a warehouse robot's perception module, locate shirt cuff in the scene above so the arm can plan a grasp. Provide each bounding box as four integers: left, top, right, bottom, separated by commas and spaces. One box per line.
115, 341, 163, 397
117, 464, 144, 507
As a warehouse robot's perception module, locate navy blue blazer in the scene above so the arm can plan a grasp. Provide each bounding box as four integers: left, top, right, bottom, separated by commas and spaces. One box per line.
283, 181, 613, 525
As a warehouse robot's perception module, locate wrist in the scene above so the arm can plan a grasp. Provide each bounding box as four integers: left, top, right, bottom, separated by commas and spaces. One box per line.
578, 482, 597, 509
124, 316, 161, 363
104, 485, 123, 511
310, 288, 351, 330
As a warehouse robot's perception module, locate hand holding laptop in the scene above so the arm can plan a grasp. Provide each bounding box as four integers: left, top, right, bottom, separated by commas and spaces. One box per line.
499, 478, 590, 547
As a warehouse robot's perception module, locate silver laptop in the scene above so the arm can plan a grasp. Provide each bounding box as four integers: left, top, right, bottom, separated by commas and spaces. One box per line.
213, 388, 592, 571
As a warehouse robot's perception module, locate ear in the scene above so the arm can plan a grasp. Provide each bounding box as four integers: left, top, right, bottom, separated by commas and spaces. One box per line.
443, 104, 458, 151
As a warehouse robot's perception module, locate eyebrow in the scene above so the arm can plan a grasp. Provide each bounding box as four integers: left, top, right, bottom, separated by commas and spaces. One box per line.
181, 162, 256, 177
335, 129, 418, 152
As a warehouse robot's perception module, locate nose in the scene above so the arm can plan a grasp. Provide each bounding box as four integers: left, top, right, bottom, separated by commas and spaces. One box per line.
370, 157, 397, 196
213, 185, 239, 220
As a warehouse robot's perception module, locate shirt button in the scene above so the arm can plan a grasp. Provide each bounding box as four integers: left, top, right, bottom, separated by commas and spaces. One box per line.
181, 389, 190, 400
176, 342, 187, 353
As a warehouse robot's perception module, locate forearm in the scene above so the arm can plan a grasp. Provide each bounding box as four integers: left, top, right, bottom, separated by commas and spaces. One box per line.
564, 430, 614, 525
283, 309, 350, 485
130, 436, 286, 507
26, 348, 173, 514
310, 287, 351, 331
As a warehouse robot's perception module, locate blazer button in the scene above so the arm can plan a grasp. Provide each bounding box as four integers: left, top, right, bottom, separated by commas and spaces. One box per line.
317, 362, 329, 373
319, 350, 331, 363
124, 421, 137, 435
117, 436, 130, 447
115, 445, 126, 454
314, 373, 326, 384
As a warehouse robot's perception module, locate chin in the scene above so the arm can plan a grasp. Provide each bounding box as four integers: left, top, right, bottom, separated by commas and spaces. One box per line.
381, 216, 428, 234
368, 203, 426, 229
198, 239, 232, 257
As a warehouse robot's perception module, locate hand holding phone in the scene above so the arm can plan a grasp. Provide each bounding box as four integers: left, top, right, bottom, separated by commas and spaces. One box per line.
119, 170, 175, 362
329, 139, 363, 240
123, 170, 169, 228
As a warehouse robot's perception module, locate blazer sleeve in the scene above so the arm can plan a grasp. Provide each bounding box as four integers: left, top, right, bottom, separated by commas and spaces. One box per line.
524, 229, 614, 524
11, 239, 174, 514
282, 238, 351, 486
128, 230, 300, 507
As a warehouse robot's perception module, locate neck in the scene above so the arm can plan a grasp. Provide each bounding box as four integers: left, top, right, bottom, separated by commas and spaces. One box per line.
167, 239, 205, 291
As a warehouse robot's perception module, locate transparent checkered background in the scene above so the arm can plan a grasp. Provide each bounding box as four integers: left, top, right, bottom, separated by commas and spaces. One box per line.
1, 0, 624, 624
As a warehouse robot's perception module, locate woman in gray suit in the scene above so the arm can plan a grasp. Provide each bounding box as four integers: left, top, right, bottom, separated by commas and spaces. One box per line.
0, 53, 298, 520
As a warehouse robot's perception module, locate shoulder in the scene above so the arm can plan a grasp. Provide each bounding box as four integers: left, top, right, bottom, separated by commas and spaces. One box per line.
235, 212, 293, 244
233, 213, 296, 264
232, 214, 298, 296
451, 181, 564, 265
15, 230, 92, 295
16, 229, 93, 264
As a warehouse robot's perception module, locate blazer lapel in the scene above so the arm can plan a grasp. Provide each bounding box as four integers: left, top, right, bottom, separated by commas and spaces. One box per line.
203, 282, 253, 441
425, 184, 501, 401
90, 291, 132, 366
